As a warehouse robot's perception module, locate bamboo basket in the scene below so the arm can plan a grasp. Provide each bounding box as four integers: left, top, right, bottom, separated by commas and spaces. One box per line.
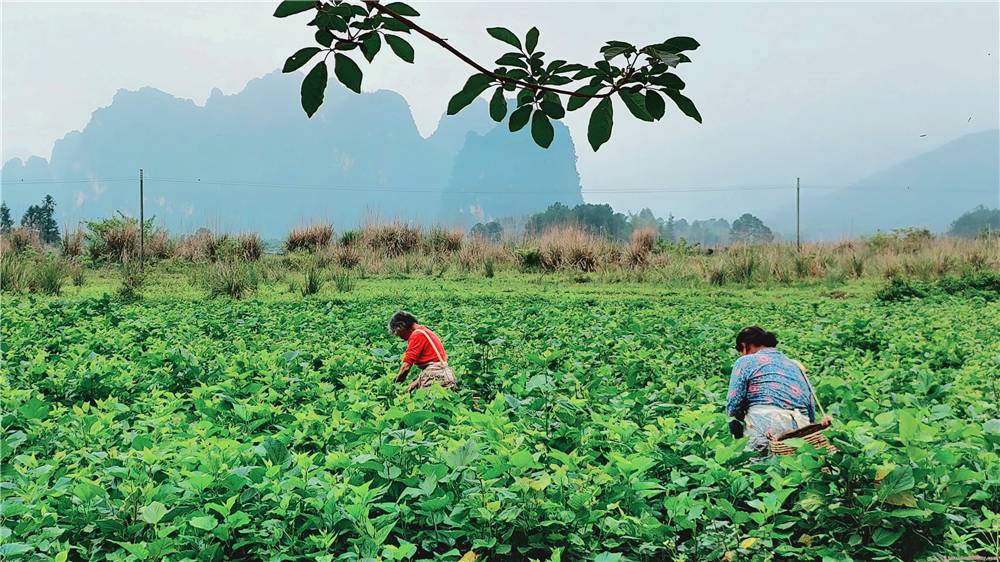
768, 361, 837, 456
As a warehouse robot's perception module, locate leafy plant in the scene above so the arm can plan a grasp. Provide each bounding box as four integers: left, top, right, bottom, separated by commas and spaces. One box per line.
275, 0, 701, 150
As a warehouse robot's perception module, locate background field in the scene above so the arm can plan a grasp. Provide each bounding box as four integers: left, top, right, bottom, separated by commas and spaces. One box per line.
2, 275, 999, 561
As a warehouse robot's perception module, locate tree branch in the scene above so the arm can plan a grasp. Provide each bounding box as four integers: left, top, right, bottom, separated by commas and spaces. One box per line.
365, 0, 622, 99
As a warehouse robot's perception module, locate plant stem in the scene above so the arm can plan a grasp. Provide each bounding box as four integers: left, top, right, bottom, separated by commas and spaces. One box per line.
365, 0, 625, 99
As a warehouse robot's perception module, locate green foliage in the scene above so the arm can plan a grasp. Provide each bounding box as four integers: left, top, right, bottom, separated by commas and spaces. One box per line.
301, 265, 325, 296
201, 260, 260, 299
275, 1, 701, 150
1, 252, 30, 292
19, 194, 60, 245
949, 205, 1000, 239
2, 282, 999, 560
333, 270, 355, 292
526, 202, 632, 241
878, 271, 1000, 302
28, 255, 67, 295
0, 201, 13, 234
730, 213, 775, 244
3, 283, 999, 560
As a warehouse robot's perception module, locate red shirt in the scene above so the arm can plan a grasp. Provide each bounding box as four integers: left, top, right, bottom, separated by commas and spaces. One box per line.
403, 325, 447, 365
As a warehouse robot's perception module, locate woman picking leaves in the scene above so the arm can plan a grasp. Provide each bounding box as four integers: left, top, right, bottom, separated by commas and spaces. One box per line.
388, 310, 457, 392
726, 326, 821, 453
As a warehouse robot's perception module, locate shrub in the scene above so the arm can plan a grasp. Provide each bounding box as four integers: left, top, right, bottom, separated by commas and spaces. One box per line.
202, 261, 259, 299
174, 229, 222, 262
724, 246, 757, 284
876, 276, 927, 302
236, 233, 264, 261
365, 223, 422, 257
483, 257, 495, 278
428, 227, 464, 253
0, 253, 29, 292
68, 260, 86, 287
29, 256, 67, 295
286, 223, 333, 253
61, 228, 84, 258
6, 228, 43, 255
301, 266, 325, 296
538, 226, 600, 272
117, 256, 146, 302
339, 229, 360, 247
518, 247, 542, 270
333, 270, 354, 292
86, 215, 139, 262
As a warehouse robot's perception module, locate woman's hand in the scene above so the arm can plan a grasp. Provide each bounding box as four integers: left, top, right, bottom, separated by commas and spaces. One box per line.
407, 379, 419, 392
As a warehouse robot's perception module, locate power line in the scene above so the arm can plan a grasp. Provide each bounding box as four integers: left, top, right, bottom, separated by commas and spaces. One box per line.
1, 175, 995, 196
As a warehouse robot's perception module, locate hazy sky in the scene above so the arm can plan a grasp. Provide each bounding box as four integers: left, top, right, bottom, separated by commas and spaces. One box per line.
2, 1, 998, 217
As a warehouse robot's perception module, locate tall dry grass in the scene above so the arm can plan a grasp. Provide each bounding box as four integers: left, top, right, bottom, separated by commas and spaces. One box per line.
286, 223, 333, 253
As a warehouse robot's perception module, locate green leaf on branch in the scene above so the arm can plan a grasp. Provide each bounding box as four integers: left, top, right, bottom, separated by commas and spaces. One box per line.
619, 89, 654, 122
447, 74, 492, 115
360, 33, 381, 62
273, 0, 314, 18
283, 47, 322, 73
601, 41, 635, 61
508, 105, 532, 132
315, 29, 334, 48
525, 27, 539, 54
385, 2, 419, 17
540, 95, 565, 120
664, 89, 702, 123
385, 35, 414, 63
567, 84, 602, 111
381, 18, 411, 33
334, 53, 363, 93
489, 88, 507, 122
645, 90, 665, 120
301, 61, 328, 117
315, 11, 348, 32
516, 89, 535, 107
588, 97, 613, 151
660, 36, 700, 53
487, 27, 522, 50
650, 72, 685, 90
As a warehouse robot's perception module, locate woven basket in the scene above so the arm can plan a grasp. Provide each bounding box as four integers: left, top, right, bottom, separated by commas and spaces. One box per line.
769, 417, 837, 455
767, 361, 837, 456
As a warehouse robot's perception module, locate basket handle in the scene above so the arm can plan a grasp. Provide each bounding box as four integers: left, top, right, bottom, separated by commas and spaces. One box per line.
792, 360, 827, 420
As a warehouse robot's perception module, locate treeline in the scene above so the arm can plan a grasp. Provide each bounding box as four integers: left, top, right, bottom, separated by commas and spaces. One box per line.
475, 202, 776, 246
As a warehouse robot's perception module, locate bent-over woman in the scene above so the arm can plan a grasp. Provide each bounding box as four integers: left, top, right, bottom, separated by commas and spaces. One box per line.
726, 326, 816, 453
388, 311, 457, 392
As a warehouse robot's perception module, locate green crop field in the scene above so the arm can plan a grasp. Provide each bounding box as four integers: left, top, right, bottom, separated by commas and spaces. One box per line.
2, 278, 999, 561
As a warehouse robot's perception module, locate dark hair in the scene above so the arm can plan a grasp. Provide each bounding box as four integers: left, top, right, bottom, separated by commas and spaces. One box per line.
735, 326, 778, 350
388, 310, 417, 335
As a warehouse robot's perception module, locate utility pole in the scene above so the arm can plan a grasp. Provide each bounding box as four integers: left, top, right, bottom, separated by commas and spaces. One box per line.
796, 177, 801, 252
139, 168, 144, 272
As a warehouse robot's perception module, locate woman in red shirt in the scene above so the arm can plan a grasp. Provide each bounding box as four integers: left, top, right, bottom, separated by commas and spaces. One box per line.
388, 311, 457, 392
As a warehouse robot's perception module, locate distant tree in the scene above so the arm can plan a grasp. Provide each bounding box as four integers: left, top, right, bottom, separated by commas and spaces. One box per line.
662, 213, 676, 242
20, 194, 60, 245
470, 220, 504, 242
628, 208, 661, 232
686, 218, 730, 245
730, 213, 773, 243
527, 202, 632, 241
0, 202, 12, 234
273, 1, 702, 151
949, 206, 1000, 238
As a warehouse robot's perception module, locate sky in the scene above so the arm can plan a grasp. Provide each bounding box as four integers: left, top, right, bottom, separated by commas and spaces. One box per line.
2, 1, 998, 219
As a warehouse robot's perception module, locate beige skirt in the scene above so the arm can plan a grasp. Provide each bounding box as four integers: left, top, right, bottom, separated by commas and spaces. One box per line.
415, 362, 457, 390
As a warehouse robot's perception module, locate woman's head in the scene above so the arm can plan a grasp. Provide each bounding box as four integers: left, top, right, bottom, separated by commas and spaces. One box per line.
388, 310, 418, 339
735, 326, 778, 355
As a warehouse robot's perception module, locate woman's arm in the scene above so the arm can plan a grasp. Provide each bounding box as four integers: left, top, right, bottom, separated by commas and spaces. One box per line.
395, 362, 412, 383
726, 359, 751, 420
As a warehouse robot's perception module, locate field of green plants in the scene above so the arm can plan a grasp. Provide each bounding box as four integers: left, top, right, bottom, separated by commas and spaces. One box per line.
2, 278, 999, 561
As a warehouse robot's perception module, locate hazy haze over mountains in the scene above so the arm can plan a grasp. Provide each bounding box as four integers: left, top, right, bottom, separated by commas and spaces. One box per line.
1, 71, 583, 237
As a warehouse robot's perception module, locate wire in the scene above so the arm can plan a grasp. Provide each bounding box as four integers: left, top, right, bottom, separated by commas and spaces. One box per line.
1, 175, 995, 196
